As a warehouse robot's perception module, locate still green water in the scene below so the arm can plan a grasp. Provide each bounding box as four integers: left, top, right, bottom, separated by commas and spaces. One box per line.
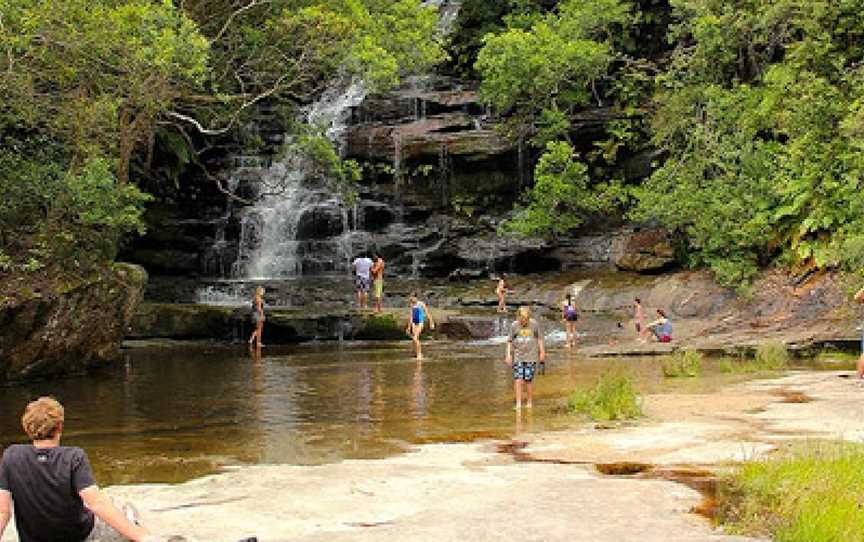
0, 341, 767, 486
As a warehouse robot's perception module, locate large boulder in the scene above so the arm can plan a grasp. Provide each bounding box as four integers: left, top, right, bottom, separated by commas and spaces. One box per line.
0, 263, 147, 383
611, 228, 676, 272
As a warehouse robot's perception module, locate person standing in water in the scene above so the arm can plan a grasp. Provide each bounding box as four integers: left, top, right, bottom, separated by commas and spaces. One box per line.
352, 253, 374, 310
248, 286, 265, 348
505, 306, 545, 410
405, 293, 435, 360
633, 297, 646, 342
371, 253, 385, 314
562, 294, 579, 349
855, 286, 864, 382
496, 276, 509, 313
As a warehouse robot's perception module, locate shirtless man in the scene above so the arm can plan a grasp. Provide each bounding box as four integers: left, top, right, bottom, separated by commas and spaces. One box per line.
371, 253, 385, 314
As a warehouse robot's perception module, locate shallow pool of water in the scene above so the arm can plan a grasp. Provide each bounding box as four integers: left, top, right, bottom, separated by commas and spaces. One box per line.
0, 341, 762, 486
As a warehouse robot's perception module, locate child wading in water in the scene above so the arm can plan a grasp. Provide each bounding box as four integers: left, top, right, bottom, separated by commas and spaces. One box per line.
496, 277, 509, 313
506, 306, 546, 409
406, 293, 435, 360
562, 294, 578, 349
248, 286, 265, 349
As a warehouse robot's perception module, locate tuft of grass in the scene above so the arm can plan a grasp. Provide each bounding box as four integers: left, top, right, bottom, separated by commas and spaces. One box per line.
719, 357, 763, 374
815, 350, 859, 364
719, 441, 864, 542
567, 370, 642, 421
754, 342, 789, 370
661, 350, 703, 377
720, 343, 790, 373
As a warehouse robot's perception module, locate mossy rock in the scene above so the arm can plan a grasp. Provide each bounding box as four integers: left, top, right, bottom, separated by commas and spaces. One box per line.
353, 313, 405, 340
0, 263, 148, 383
129, 303, 235, 339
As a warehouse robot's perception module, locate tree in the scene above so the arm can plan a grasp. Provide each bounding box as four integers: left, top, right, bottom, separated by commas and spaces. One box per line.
475, 0, 641, 236
633, 0, 864, 286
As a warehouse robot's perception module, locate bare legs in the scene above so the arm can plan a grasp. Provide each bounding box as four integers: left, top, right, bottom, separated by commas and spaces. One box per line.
857, 352, 864, 380
356, 290, 369, 310
513, 378, 533, 409
248, 320, 264, 348
565, 321, 577, 349
411, 323, 425, 360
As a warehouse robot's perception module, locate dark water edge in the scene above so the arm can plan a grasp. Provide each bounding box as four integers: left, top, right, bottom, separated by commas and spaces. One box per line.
0, 341, 845, 487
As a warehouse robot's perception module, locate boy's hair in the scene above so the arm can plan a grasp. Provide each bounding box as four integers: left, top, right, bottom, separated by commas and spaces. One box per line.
517, 306, 531, 326
657, 308, 667, 318
634, 297, 641, 304
22, 397, 65, 440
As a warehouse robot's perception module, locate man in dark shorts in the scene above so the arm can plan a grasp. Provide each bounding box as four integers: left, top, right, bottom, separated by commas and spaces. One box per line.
505, 306, 546, 410
352, 253, 374, 309
0, 397, 155, 541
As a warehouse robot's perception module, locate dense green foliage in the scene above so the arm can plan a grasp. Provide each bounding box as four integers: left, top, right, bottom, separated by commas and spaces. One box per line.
473, 0, 864, 287
632, 0, 864, 285
720, 442, 864, 541
0, 0, 443, 279
567, 370, 642, 421
660, 350, 702, 377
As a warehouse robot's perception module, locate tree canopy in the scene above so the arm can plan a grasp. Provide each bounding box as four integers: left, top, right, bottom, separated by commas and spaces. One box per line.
0, 0, 444, 278
474, 0, 864, 287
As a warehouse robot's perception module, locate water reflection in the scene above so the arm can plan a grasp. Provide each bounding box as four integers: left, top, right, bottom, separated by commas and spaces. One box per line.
0, 342, 758, 486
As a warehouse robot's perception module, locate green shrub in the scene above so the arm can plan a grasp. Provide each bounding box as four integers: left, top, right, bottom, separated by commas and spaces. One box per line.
719, 346, 790, 374
719, 442, 864, 542
719, 357, 761, 374
567, 370, 642, 421
755, 343, 789, 370
661, 350, 703, 377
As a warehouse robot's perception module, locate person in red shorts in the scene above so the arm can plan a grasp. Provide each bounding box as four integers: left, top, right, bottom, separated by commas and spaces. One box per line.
646, 309, 673, 343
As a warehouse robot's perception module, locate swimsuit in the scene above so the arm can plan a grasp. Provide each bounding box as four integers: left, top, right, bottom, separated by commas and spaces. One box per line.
411, 303, 425, 325
564, 304, 578, 322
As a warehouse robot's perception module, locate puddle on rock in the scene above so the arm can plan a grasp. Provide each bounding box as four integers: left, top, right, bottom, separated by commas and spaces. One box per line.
771, 389, 814, 403
595, 462, 652, 476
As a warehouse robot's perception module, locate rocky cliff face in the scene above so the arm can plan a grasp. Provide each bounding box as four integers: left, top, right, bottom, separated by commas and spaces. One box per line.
0, 264, 147, 383
121, 72, 667, 294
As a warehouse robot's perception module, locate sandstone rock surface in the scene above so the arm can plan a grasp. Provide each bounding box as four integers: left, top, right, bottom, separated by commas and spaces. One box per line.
611, 228, 676, 272
0, 263, 147, 383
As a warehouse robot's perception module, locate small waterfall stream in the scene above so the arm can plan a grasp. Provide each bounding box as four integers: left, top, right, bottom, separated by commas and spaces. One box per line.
232, 82, 368, 280
194, 1, 475, 305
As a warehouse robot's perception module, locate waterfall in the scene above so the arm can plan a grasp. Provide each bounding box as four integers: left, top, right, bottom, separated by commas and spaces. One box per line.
231, 82, 367, 280
517, 134, 526, 191
392, 132, 403, 186
438, 144, 450, 207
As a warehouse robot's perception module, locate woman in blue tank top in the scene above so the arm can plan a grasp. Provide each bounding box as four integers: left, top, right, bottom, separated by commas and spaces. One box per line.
405, 293, 435, 360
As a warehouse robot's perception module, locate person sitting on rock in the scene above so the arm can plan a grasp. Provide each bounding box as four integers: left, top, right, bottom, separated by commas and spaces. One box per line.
646, 309, 673, 343
0, 397, 157, 542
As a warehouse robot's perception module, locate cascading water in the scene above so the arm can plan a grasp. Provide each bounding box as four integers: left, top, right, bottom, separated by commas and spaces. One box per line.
195, 1, 469, 304
232, 82, 368, 280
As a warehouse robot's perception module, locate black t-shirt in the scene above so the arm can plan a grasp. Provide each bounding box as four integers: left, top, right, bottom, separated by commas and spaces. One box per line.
0, 444, 96, 542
